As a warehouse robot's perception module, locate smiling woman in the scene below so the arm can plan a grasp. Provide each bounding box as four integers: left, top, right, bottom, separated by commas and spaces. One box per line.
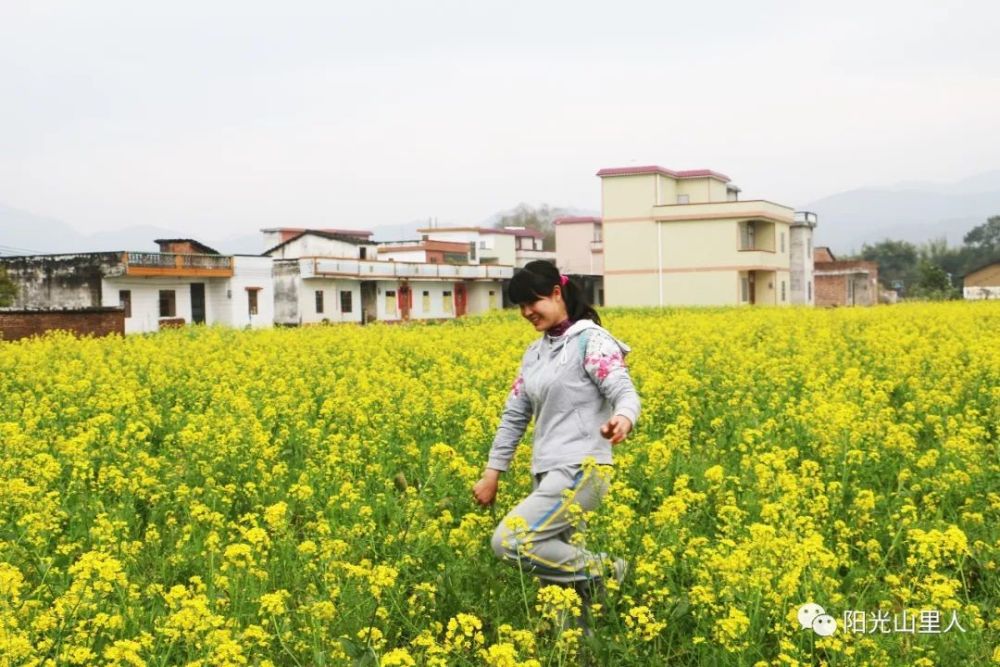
472, 260, 641, 634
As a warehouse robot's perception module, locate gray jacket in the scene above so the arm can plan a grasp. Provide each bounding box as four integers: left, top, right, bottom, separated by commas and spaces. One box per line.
487, 319, 641, 475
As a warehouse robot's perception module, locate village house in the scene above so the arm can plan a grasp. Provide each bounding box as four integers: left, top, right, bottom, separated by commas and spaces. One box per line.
262, 228, 512, 325
553, 216, 605, 306
596, 165, 812, 306
961, 260, 1000, 300
0, 239, 273, 336
813, 247, 880, 306
416, 225, 555, 269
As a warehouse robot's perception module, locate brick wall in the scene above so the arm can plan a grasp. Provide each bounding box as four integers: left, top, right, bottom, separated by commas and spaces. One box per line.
0, 308, 125, 342
815, 274, 847, 306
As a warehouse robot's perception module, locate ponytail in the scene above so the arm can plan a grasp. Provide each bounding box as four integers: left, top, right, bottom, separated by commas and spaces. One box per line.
507, 260, 601, 326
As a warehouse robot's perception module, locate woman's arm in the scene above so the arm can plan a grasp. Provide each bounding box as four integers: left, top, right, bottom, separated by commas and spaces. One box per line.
473, 364, 534, 506
485, 367, 533, 472
584, 331, 641, 435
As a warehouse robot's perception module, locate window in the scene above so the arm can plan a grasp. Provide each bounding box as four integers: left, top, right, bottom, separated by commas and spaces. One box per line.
247, 288, 259, 315
422, 290, 430, 312
443, 290, 453, 314
340, 290, 352, 313
740, 274, 749, 302
593, 225, 602, 243
780, 232, 785, 253
385, 290, 397, 316
479, 240, 487, 249
676, 194, 689, 204
119, 290, 132, 318
740, 221, 756, 250
469, 241, 477, 261
315, 290, 324, 313
781, 280, 786, 302
158, 290, 176, 317
360, 247, 367, 259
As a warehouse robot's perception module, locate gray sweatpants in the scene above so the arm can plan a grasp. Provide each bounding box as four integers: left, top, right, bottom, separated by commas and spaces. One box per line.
490, 463, 613, 583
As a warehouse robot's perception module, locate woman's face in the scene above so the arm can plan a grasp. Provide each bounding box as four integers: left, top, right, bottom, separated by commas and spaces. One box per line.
518, 286, 567, 332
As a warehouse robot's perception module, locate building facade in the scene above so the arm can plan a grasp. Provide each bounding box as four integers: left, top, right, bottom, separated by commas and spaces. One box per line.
0, 243, 274, 334
961, 261, 1000, 300
598, 165, 805, 307
813, 247, 880, 306
264, 229, 512, 325
554, 216, 604, 306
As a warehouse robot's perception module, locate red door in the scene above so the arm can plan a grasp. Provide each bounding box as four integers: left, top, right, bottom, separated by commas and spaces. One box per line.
398, 284, 412, 321
454, 283, 467, 317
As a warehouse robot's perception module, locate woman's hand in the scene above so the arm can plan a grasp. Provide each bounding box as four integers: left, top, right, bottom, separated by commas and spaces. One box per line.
473, 469, 500, 506
600, 415, 633, 445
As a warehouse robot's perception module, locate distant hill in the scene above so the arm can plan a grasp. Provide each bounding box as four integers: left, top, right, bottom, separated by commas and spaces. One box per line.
801, 171, 1000, 255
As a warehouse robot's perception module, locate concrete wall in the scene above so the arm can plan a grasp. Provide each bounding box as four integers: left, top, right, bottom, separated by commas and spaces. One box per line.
0, 253, 122, 309
267, 235, 365, 260
555, 222, 603, 276
272, 260, 302, 325
0, 307, 124, 341
226, 256, 274, 329
789, 226, 815, 305
964, 286, 1000, 300
300, 279, 363, 324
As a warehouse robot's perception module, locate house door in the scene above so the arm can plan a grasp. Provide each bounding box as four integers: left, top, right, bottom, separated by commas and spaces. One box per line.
398, 284, 412, 321
360, 281, 378, 324
190, 283, 206, 323
748, 273, 756, 305
454, 282, 467, 317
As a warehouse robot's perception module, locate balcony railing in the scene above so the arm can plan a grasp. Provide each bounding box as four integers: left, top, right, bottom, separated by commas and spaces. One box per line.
123, 252, 233, 276
304, 258, 513, 280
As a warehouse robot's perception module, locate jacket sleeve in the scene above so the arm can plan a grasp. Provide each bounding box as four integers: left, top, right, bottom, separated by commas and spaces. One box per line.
486, 359, 534, 472
583, 331, 641, 427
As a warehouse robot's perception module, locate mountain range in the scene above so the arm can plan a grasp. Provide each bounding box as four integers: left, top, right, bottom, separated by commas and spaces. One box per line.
2, 172, 998, 257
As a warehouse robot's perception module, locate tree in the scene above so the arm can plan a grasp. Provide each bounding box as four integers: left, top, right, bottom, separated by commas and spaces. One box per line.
910, 259, 957, 300
963, 215, 1000, 251
0, 268, 16, 307
857, 239, 919, 293
493, 203, 573, 252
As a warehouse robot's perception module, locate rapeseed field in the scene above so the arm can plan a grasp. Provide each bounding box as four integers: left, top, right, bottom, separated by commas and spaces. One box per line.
1, 302, 997, 666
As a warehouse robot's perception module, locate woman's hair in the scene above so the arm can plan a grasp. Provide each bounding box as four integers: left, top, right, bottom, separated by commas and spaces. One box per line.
508, 260, 601, 326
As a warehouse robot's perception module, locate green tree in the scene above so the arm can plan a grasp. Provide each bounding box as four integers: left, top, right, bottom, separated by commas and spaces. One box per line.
910, 259, 957, 300
0, 267, 16, 307
963, 215, 1000, 251
857, 239, 919, 293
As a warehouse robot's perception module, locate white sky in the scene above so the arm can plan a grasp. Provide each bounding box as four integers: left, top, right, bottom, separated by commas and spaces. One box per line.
1, 0, 998, 237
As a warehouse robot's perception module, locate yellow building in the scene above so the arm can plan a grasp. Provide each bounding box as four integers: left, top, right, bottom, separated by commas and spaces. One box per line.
598, 165, 806, 306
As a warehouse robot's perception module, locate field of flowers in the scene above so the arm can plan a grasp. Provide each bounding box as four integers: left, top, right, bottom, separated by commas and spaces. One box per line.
1, 301, 998, 666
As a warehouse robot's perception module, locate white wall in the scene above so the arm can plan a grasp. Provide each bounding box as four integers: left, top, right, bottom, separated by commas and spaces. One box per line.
267, 235, 365, 259
227, 256, 274, 329
301, 279, 362, 324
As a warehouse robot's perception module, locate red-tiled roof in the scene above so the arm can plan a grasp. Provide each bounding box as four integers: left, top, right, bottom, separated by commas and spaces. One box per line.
553, 216, 601, 225
595, 165, 731, 182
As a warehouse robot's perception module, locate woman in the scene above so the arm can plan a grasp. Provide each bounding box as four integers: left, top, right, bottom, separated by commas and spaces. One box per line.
471, 260, 641, 623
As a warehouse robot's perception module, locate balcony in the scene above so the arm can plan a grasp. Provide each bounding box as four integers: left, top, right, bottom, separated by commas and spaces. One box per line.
652, 199, 794, 224
123, 252, 233, 277
303, 258, 513, 281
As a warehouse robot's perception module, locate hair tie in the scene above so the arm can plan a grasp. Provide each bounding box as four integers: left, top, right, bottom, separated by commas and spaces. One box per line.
559, 274, 568, 287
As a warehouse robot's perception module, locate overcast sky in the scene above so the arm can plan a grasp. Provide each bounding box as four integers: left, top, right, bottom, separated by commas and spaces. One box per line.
2, 0, 998, 237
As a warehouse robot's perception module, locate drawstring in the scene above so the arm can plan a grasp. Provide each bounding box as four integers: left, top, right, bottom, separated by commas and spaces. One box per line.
558, 340, 569, 365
